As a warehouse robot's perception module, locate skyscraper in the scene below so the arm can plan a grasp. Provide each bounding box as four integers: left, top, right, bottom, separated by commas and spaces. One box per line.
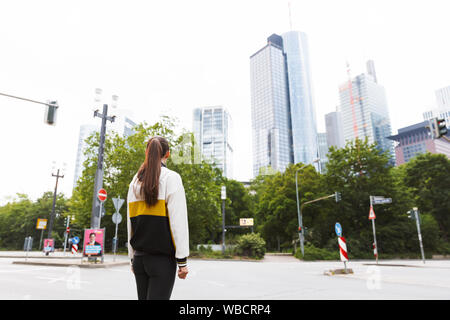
317, 132, 329, 173
423, 85, 450, 129
250, 31, 318, 177
282, 31, 318, 166
192, 106, 233, 179
338, 61, 395, 163
325, 110, 345, 149
73, 124, 97, 189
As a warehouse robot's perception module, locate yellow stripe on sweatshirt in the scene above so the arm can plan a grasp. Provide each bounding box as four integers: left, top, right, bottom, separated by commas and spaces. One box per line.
129, 200, 166, 218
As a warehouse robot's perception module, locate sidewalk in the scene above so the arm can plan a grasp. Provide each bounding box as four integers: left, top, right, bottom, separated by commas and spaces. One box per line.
1, 251, 129, 268
0, 251, 82, 259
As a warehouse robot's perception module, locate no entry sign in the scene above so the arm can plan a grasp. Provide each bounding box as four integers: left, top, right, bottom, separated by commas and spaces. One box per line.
98, 188, 107, 202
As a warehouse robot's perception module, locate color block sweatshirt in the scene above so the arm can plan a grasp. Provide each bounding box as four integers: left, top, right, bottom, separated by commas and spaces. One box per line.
127, 165, 189, 267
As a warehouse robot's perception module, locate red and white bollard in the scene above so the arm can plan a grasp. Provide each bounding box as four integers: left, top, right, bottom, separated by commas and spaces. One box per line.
71, 244, 78, 255
338, 236, 349, 272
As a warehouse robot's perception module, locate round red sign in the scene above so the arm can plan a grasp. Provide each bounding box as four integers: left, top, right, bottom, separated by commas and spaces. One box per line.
98, 188, 107, 202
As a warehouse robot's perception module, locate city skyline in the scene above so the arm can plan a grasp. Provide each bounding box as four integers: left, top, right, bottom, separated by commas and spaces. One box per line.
1, 0, 450, 203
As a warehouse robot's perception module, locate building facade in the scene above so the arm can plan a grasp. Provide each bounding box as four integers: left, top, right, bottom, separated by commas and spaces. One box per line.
73, 124, 97, 189
388, 121, 450, 166
281, 31, 318, 166
325, 110, 345, 149
250, 34, 293, 176
192, 106, 233, 179
423, 85, 450, 128
317, 132, 329, 173
338, 62, 395, 164
249, 31, 318, 177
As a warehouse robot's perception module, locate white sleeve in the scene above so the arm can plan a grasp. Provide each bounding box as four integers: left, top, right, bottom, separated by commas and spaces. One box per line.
166, 172, 189, 266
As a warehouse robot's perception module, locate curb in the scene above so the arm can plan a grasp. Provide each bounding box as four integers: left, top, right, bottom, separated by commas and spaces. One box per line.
0, 255, 81, 259
12, 260, 130, 268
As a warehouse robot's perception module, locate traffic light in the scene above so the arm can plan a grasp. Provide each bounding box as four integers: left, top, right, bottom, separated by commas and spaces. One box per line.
44, 101, 58, 125
429, 117, 447, 139
407, 209, 418, 221
335, 191, 342, 202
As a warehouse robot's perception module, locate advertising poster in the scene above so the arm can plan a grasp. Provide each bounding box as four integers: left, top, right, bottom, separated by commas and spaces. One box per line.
83, 228, 104, 257
43, 238, 54, 253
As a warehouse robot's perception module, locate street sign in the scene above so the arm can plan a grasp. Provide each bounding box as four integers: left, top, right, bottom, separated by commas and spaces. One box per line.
372, 197, 392, 205
112, 197, 125, 212
369, 206, 376, 220
72, 236, 80, 245
98, 188, 107, 202
239, 218, 254, 226
112, 212, 122, 224
66, 227, 70, 233
36, 219, 47, 230
335, 223, 342, 237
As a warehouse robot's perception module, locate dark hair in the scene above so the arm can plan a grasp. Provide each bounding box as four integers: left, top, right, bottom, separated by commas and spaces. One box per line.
136, 136, 170, 206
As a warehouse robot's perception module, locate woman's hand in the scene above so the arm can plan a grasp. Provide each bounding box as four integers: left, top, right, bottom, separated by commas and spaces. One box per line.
178, 266, 188, 279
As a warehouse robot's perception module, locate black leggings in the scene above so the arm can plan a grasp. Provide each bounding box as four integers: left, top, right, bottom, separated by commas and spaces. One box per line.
132, 254, 177, 300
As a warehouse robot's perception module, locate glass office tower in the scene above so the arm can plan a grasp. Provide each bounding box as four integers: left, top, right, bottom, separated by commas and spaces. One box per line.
281, 31, 318, 165
250, 34, 293, 177
339, 63, 395, 164
250, 31, 318, 177
192, 106, 233, 179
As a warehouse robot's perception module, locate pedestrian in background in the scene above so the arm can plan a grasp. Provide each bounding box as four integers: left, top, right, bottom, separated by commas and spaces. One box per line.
127, 136, 189, 300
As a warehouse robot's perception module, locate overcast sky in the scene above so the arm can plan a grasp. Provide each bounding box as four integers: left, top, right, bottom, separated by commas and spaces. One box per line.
1, 0, 449, 204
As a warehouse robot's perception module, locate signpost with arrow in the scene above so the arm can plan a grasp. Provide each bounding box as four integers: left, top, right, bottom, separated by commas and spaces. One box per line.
369, 195, 393, 264
112, 197, 125, 261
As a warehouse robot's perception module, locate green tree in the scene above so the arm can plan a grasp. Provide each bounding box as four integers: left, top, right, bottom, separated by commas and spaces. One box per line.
403, 153, 450, 240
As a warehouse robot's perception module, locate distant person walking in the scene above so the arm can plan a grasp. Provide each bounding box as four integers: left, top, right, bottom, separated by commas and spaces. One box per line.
127, 136, 189, 300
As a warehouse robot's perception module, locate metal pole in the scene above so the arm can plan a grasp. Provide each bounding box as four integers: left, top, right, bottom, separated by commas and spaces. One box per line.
295, 169, 304, 257
414, 208, 425, 264
39, 229, 44, 251
222, 199, 225, 255
63, 217, 70, 254
113, 220, 119, 262
48, 169, 63, 240
91, 104, 114, 229
370, 196, 379, 264
98, 201, 103, 228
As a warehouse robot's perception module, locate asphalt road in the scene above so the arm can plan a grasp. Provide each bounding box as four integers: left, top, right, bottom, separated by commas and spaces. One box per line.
1, 254, 450, 300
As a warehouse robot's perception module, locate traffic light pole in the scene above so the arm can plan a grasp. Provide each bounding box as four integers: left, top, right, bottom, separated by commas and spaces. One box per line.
0, 92, 59, 124
414, 208, 426, 264
48, 169, 64, 239
63, 217, 70, 254
91, 104, 115, 229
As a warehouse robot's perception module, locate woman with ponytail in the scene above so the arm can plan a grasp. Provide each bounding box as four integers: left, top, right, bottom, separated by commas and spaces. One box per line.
127, 136, 189, 300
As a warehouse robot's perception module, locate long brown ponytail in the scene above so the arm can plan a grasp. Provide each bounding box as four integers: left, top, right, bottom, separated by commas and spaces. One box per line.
136, 136, 170, 206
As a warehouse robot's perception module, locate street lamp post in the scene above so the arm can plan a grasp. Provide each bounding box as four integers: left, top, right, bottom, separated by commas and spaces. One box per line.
295, 165, 306, 257
295, 159, 320, 258
221, 186, 226, 255
90, 90, 116, 229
